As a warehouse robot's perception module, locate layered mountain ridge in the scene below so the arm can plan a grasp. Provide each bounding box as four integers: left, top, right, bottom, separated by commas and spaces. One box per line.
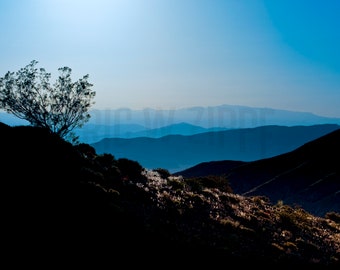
92, 124, 340, 173
175, 128, 340, 216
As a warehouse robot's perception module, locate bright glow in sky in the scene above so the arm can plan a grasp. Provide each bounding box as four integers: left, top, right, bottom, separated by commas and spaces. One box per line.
1, 0, 339, 117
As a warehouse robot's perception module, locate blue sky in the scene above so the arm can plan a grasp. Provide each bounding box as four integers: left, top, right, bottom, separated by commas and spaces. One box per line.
1, 0, 340, 117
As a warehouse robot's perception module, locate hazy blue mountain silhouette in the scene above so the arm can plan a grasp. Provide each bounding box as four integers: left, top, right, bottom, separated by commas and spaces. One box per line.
74, 123, 146, 143
75, 122, 229, 143
91, 124, 340, 173
72, 105, 340, 143
2, 104, 340, 143
85, 105, 340, 129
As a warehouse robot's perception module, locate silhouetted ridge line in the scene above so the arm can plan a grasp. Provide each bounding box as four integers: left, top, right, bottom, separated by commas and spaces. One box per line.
176, 128, 340, 216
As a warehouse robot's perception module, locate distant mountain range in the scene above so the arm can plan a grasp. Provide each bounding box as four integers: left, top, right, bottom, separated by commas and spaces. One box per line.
85, 104, 340, 129
2, 104, 340, 144
75, 122, 229, 143
91, 124, 340, 173
175, 127, 340, 217
81, 104, 340, 142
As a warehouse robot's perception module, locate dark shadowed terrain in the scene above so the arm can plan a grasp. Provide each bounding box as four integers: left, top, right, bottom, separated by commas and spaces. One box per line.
175, 128, 340, 217
1, 122, 339, 267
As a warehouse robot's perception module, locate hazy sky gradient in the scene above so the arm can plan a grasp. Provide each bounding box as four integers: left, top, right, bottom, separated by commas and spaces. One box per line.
1, 0, 339, 117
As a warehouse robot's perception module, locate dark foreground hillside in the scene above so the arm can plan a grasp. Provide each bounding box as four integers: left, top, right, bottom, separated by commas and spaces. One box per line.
1, 122, 339, 267
175, 128, 340, 217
